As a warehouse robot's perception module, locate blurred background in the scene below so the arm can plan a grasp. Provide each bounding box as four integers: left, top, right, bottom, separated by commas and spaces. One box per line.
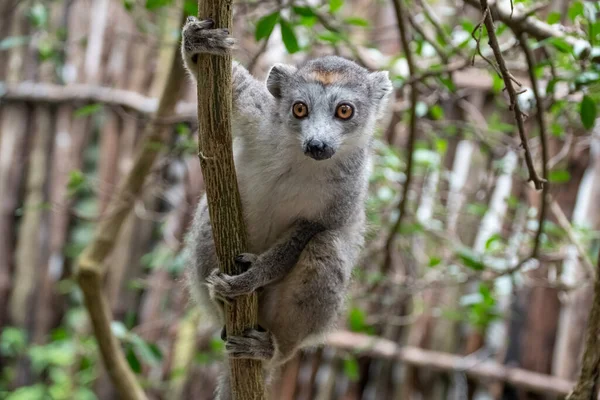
0, 0, 599, 398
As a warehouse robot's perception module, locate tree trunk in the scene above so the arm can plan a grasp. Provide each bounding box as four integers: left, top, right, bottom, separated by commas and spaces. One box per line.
194, 0, 265, 398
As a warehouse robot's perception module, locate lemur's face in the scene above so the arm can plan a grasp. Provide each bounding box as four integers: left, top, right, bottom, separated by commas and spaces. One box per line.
266, 56, 392, 161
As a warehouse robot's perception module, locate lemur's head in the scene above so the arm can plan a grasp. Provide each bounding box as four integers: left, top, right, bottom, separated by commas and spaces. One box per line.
266, 56, 392, 161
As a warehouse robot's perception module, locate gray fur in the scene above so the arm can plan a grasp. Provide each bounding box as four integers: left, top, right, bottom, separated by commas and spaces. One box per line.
181, 17, 392, 399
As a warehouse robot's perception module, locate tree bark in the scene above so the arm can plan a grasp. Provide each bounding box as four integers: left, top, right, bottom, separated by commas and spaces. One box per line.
194, 0, 265, 398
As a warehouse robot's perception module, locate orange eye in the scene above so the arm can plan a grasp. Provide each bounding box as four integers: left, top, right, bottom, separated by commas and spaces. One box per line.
336, 104, 354, 120
293, 102, 308, 118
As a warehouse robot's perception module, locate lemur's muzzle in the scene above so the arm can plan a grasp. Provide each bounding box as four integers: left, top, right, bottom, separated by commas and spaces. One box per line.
304, 139, 335, 160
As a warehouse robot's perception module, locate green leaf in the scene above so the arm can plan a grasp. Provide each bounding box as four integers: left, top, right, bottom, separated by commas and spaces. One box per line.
429, 104, 444, 120
484, 233, 502, 252
456, 248, 485, 271
74, 103, 103, 118
428, 257, 442, 267
279, 19, 300, 54
145, 0, 170, 10
568, 1, 584, 21
255, 11, 280, 41
343, 357, 360, 381
292, 6, 315, 17
183, 0, 198, 17
28, 3, 48, 28
348, 307, 367, 332
547, 12, 561, 24
548, 169, 571, 183
580, 95, 597, 129
126, 346, 142, 373
547, 37, 572, 53
329, 0, 344, 13
344, 17, 369, 27
67, 170, 87, 196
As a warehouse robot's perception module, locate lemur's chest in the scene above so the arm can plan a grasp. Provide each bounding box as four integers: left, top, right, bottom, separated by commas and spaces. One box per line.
235, 146, 331, 253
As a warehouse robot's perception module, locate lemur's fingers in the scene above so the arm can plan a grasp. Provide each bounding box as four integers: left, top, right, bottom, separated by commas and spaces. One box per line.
206, 269, 253, 298
226, 329, 274, 360
182, 18, 235, 58
234, 253, 258, 269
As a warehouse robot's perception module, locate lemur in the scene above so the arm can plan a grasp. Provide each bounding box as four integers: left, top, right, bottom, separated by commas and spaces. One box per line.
181, 16, 392, 399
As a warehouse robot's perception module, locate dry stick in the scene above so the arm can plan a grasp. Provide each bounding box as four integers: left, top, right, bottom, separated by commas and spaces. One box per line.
74, 31, 188, 400
475, 0, 546, 190
194, 0, 265, 399
567, 247, 600, 400
519, 33, 549, 258
327, 331, 575, 397
382, 0, 418, 273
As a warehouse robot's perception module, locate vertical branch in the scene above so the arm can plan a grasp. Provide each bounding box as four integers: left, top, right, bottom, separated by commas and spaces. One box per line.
475, 0, 546, 190
383, 0, 418, 273
519, 34, 549, 259
195, 1, 265, 399
567, 247, 600, 400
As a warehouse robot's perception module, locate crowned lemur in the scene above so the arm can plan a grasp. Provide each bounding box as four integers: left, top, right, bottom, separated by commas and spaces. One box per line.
181, 16, 392, 399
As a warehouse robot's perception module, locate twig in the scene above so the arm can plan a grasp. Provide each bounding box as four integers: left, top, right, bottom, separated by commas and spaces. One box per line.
474, 0, 546, 190
195, 0, 265, 398
567, 246, 600, 400
549, 200, 596, 278
383, 0, 419, 273
463, 0, 584, 48
326, 331, 575, 396
519, 33, 549, 258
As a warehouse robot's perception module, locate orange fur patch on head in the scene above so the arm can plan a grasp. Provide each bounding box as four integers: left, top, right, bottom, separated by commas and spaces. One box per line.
309, 70, 344, 85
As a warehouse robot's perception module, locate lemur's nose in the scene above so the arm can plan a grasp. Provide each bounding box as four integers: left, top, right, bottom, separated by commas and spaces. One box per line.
305, 139, 335, 160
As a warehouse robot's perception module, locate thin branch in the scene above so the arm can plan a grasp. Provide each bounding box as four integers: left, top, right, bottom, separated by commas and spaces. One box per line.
326, 331, 575, 397
519, 33, 549, 258
567, 246, 600, 400
474, 0, 546, 190
383, 0, 418, 273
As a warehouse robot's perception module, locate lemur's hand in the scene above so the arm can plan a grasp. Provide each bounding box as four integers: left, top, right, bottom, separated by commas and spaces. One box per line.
182, 16, 235, 60
205, 254, 259, 298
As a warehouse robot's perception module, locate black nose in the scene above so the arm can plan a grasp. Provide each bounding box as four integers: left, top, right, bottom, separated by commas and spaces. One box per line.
305, 139, 335, 160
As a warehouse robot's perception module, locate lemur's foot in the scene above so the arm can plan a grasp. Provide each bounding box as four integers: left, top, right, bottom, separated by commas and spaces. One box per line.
182, 16, 235, 60
226, 328, 274, 360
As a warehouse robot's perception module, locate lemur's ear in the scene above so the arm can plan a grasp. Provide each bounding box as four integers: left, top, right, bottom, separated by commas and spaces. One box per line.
266, 63, 297, 98
369, 71, 393, 118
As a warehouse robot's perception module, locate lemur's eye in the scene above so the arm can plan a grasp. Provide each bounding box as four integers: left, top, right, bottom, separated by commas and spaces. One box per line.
335, 103, 354, 120
292, 102, 308, 119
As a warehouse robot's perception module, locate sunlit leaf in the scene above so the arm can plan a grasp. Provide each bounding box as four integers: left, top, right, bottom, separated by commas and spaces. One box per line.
344, 17, 369, 27
547, 12, 561, 24
548, 169, 571, 183
329, 0, 344, 13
